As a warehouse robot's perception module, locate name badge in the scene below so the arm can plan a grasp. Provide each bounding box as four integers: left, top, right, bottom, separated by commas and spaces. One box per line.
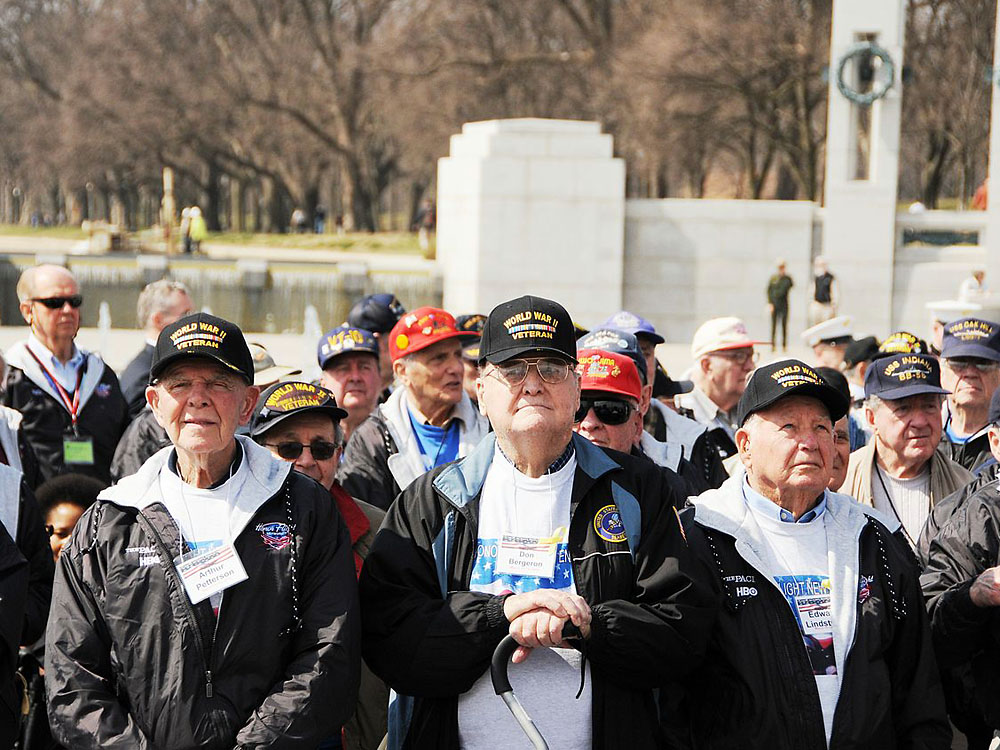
795, 592, 833, 636
63, 436, 94, 465
173, 543, 248, 604
495, 527, 566, 579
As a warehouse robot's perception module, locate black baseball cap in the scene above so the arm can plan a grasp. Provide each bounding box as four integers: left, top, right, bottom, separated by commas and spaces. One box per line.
479, 295, 577, 364
456, 314, 487, 361
149, 312, 254, 385
346, 293, 406, 334
864, 353, 950, 400
249, 381, 347, 437
843, 336, 880, 369
941, 317, 1000, 362
736, 359, 849, 427
578, 328, 647, 384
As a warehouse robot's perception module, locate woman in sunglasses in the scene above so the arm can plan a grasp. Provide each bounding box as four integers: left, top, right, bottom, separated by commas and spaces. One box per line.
249, 381, 387, 750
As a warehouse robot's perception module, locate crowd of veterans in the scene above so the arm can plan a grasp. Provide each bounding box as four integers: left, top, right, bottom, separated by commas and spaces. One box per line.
4, 262, 1000, 749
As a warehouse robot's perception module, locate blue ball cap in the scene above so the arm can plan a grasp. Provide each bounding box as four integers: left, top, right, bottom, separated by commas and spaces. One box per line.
597, 310, 665, 345
941, 317, 1000, 362
577, 327, 647, 384
864, 353, 950, 401
317, 325, 380, 370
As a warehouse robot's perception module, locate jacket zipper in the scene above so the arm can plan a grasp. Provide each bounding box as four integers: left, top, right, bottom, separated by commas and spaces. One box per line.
136, 510, 216, 698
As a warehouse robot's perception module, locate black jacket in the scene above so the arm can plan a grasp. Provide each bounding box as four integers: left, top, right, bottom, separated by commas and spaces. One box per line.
359, 433, 715, 750
3, 348, 128, 485
922, 479, 1000, 733
918, 461, 999, 568
0, 521, 28, 750
45, 439, 361, 749
939, 427, 992, 474
668, 479, 951, 750
119, 343, 154, 419
110, 407, 170, 482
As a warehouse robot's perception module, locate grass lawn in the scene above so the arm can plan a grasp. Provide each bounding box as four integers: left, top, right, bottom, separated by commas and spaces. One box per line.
207, 231, 426, 254
0, 224, 87, 239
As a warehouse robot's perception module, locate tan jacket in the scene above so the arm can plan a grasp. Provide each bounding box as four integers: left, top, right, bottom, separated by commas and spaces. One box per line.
842, 439, 972, 509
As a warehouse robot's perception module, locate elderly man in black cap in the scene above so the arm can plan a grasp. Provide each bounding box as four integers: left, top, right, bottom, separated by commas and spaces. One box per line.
670, 360, 949, 749
938, 317, 1000, 472
46, 313, 360, 749
842, 353, 972, 551
360, 294, 713, 750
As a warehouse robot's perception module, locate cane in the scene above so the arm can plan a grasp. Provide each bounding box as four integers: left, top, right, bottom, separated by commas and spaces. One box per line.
490, 621, 582, 750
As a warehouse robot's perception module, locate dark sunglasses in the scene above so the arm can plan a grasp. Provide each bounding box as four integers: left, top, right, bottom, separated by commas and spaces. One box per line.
31, 295, 83, 309
267, 439, 340, 461
574, 398, 635, 426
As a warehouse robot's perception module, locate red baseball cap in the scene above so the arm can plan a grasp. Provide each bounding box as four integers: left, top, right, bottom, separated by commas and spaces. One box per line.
576, 348, 642, 400
389, 306, 476, 362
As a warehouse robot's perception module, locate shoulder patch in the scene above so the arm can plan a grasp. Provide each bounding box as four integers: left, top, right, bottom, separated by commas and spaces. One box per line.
594, 504, 627, 543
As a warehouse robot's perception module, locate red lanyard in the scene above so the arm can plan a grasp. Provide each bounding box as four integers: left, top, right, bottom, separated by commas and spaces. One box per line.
25, 347, 84, 426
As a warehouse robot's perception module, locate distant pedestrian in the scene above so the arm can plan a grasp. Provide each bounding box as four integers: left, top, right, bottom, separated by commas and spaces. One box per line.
188, 206, 207, 253
179, 207, 192, 254
958, 267, 989, 303
809, 256, 838, 326
413, 198, 435, 252
315, 205, 327, 234
766, 259, 794, 351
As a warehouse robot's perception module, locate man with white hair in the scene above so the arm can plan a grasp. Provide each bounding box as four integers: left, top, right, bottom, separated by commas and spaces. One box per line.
120, 279, 194, 417
4, 264, 127, 484
674, 317, 765, 458
671, 359, 949, 748
338, 306, 489, 511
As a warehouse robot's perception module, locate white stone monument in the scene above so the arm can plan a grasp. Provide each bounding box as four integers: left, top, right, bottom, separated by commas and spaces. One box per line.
821, 0, 906, 336
436, 118, 625, 323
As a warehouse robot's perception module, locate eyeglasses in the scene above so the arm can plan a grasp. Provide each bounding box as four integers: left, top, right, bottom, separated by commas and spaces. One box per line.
944, 357, 1000, 373
266, 439, 341, 461
574, 398, 635, 425
31, 295, 83, 309
711, 348, 758, 366
491, 358, 572, 385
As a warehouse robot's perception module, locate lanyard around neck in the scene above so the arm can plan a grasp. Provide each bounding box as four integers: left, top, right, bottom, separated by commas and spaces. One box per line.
25, 346, 84, 425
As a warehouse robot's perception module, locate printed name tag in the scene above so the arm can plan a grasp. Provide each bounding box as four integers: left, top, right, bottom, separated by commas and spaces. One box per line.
63, 436, 94, 465
173, 542, 248, 604
795, 593, 833, 636
496, 527, 566, 579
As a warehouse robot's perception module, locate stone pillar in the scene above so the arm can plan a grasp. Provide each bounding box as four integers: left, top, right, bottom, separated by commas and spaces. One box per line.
821, 0, 906, 336
437, 118, 625, 323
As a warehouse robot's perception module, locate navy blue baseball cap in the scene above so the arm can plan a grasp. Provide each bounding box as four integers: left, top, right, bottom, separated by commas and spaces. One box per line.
597, 310, 665, 345
578, 328, 647, 384
864, 353, 950, 400
317, 325, 379, 370
941, 318, 1000, 362
346, 293, 406, 334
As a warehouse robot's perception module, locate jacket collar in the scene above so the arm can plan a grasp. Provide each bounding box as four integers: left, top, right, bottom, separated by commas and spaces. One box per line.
5, 340, 106, 413
639, 430, 683, 471
433, 431, 620, 510
99, 435, 291, 540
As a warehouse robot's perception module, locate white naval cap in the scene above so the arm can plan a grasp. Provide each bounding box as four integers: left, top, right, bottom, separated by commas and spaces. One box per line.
801, 315, 854, 347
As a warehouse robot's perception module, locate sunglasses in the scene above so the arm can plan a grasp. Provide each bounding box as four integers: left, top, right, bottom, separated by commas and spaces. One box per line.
492, 358, 572, 385
31, 295, 83, 309
574, 398, 635, 425
944, 357, 999, 373
267, 439, 341, 461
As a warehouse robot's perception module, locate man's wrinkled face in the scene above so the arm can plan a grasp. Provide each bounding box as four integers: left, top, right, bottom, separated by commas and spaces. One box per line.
704, 347, 755, 403
477, 356, 580, 442
736, 395, 834, 499
260, 412, 341, 490
396, 339, 465, 415
321, 352, 381, 420
829, 415, 851, 490
573, 393, 641, 453
148, 359, 258, 458
866, 393, 943, 469
941, 357, 1000, 415
21, 268, 80, 345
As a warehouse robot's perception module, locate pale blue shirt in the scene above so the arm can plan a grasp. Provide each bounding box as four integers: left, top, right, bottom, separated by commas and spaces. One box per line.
742, 478, 828, 524
27, 333, 85, 392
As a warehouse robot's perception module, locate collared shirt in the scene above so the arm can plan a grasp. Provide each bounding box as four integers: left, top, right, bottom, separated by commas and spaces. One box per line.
27, 333, 85, 393
675, 385, 738, 439
742, 478, 828, 524
496, 439, 576, 475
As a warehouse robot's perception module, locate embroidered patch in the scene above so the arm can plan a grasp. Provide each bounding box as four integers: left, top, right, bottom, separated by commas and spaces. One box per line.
257, 522, 291, 550
723, 574, 759, 598
126, 545, 158, 567
593, 505, 627, 543
96, 383, 111, 398
858, 574, 874, 605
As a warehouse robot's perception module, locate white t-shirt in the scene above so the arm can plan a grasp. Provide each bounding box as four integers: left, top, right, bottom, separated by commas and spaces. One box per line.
458, 445, 592, 750
748, 499, 839, 744
871, 464, 930, 546
158, 447, 249, 614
